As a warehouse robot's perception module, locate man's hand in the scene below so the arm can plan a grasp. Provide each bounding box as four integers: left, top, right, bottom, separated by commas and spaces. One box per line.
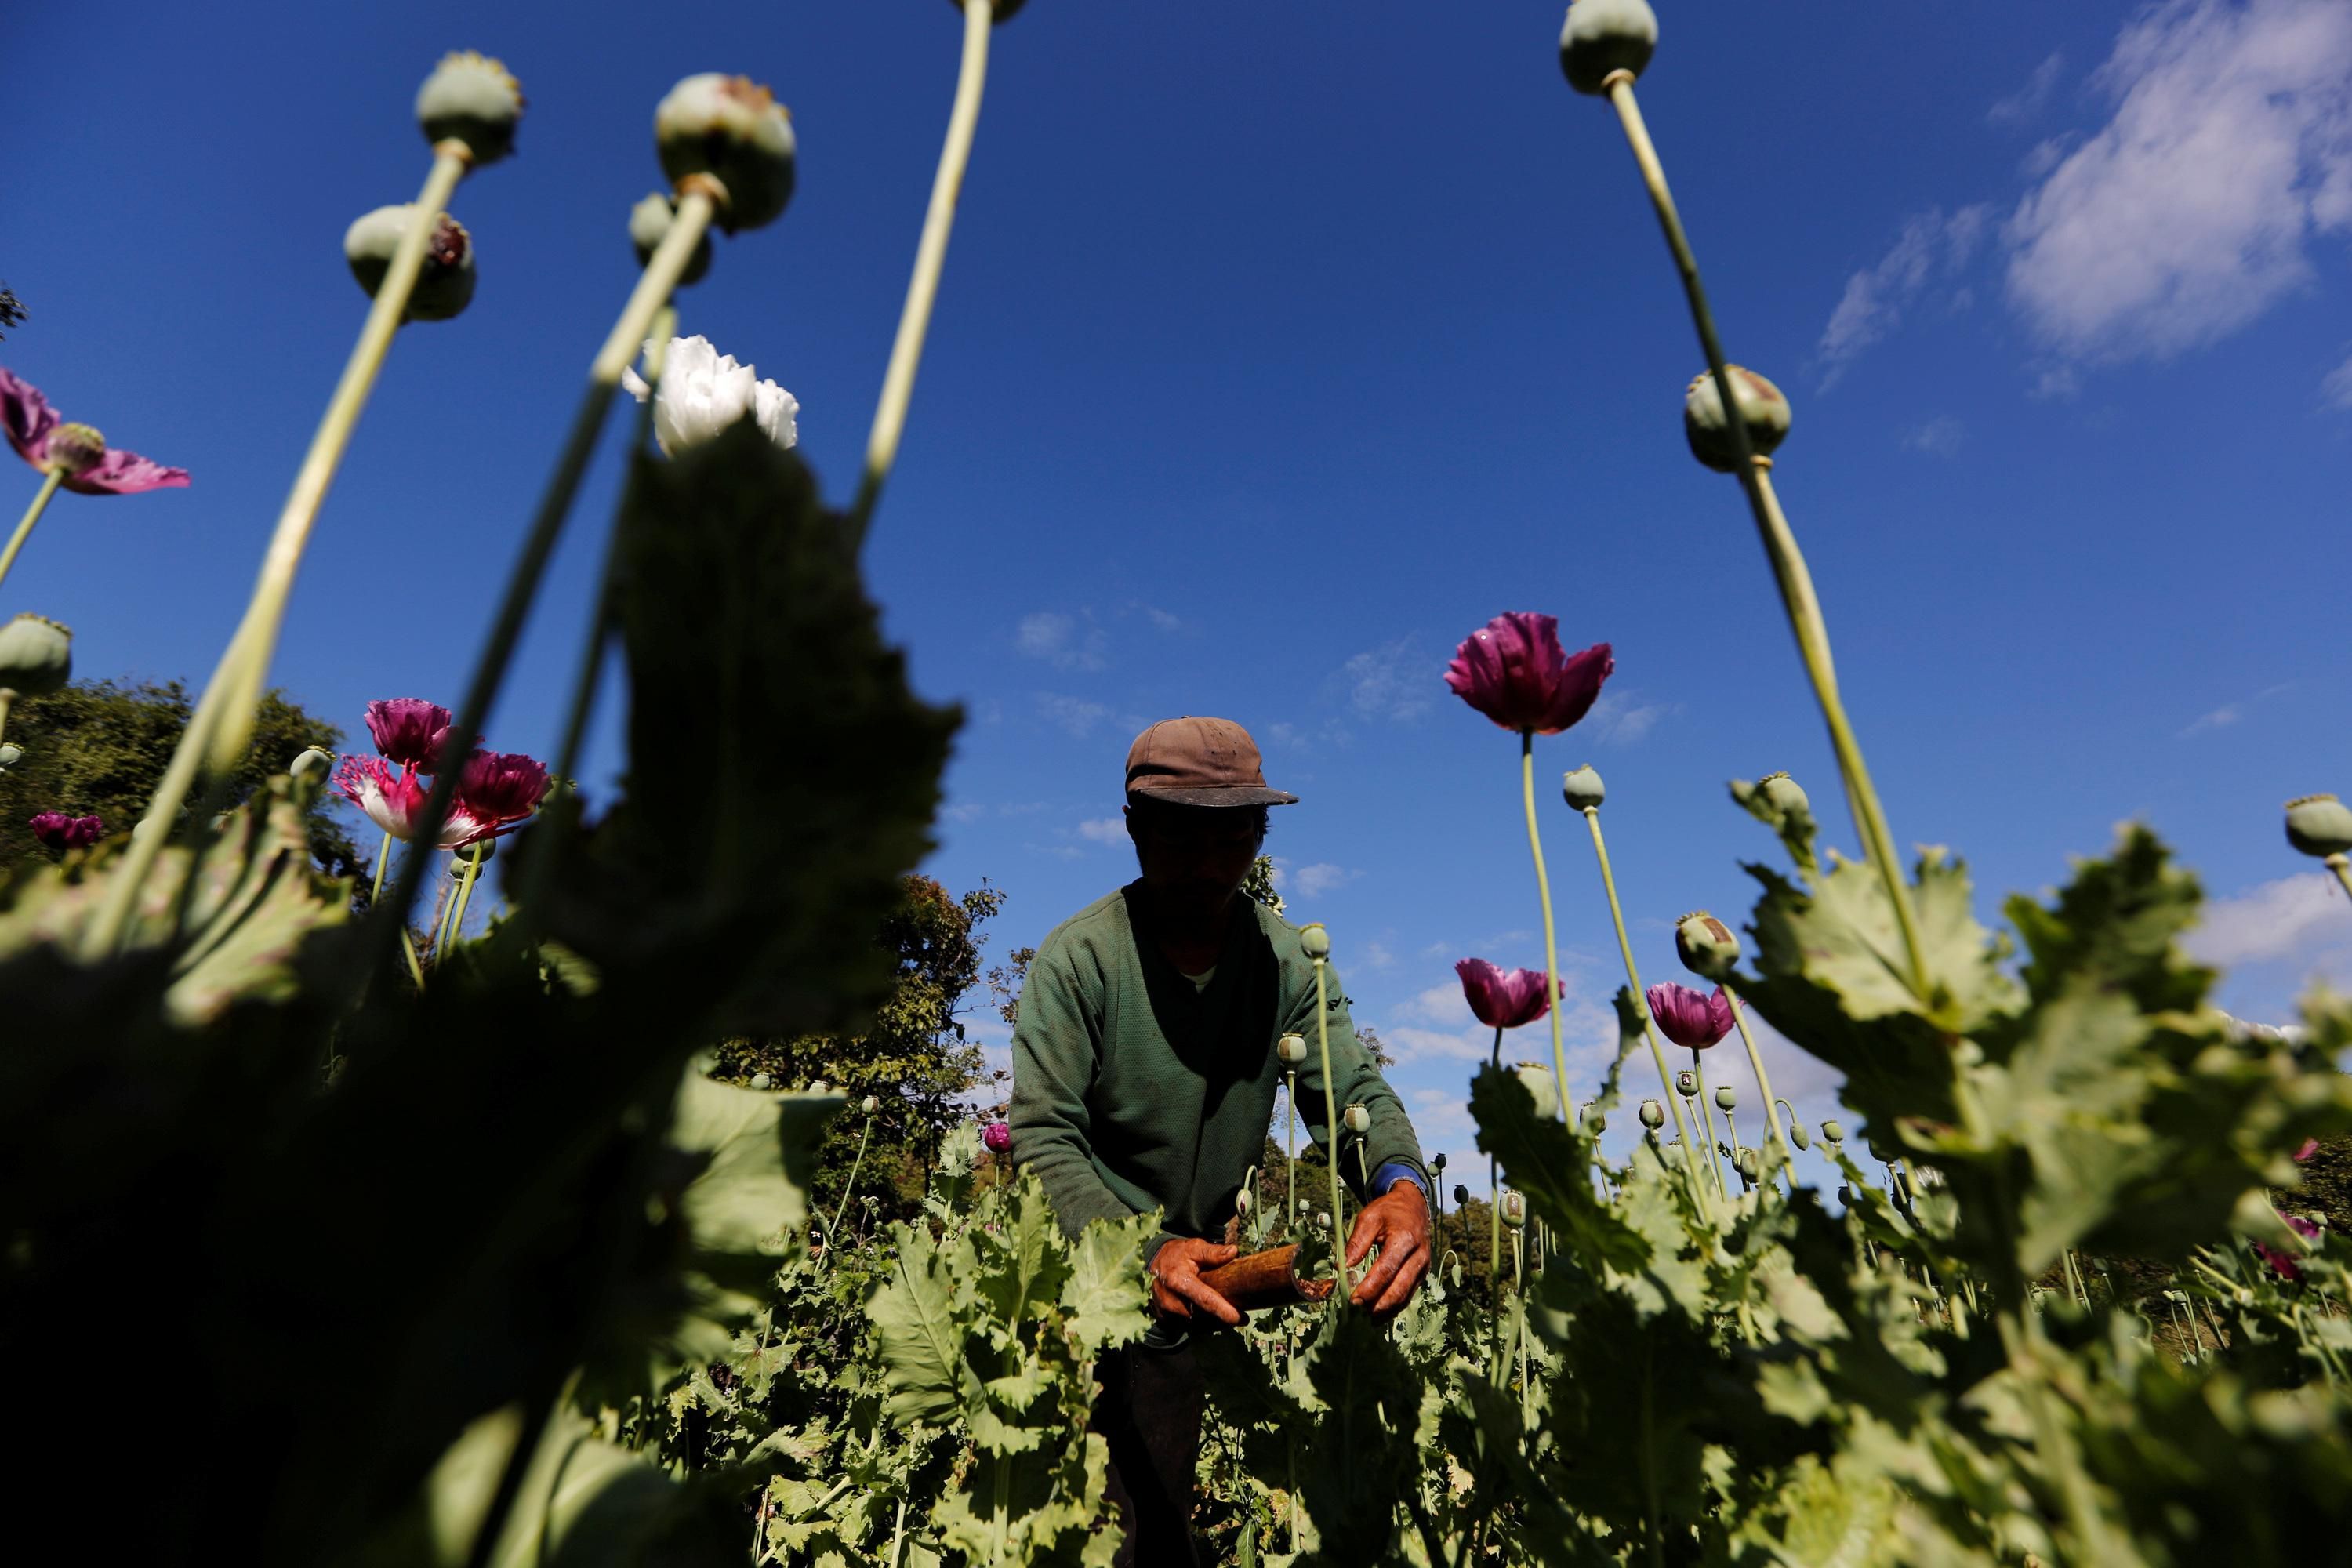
1150, 1237, 1243, 1327
1345, 1183, 1432, 1318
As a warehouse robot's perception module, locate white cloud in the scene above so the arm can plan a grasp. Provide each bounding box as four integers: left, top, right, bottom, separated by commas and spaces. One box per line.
941, 801, 986, 824
1076, 816, 1126, 845
1015, 611, 1108, 671
1901, 416, 1968, 456
2005, 0, 2352, 363
1817, 205, 1993, 384
1036, 692, 1113, 737
2187, 871, 2350, 967
1142, 605, 1182, 632
1584, 689, 1673, 746
1293, 862, 1357, 898
1989, 51, 2067, 126
2323, 347, 2352, 410
1341, 639, 1435, 722
2179, 680, 2292, 737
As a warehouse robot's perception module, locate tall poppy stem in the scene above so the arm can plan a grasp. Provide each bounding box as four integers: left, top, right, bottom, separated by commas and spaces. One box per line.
845, 0, 995, 550
0, 468, 64, 594
90, 144, 476, 956
1598, 72, 1929, 1004
2329, 854, 2352, 909
1487, 1024, 1504, 1331
372, 187, 718, 972
1519, 731, 1573, 1125
1310, 947, 1351, 1307
1686, 1052, 1732, 1201
1722, 986, 1791, 1172
1577, 804, 1715, 1223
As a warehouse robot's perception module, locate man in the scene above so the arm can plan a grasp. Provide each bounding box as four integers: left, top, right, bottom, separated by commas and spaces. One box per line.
1010, 716, 1433, 1567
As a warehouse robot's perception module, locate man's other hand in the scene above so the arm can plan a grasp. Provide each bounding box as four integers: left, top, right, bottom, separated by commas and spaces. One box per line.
1149, 1237, 1242, 1326
1346, 1184, 1432, 1318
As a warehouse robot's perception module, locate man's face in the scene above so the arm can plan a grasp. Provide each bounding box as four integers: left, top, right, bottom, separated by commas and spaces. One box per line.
1128, 804, 1262, 924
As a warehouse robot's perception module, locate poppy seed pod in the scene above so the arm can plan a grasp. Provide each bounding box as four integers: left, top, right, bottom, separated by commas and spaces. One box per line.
416, 51, 524, 165
1757, 771, 1809, 818
1867, 1141, 1893, 1163
1586, 1112, 1606, 1135
1314, 1210, 1332, 1233
1559, 0, 1659, 96
1675, 910, 1740, 979
43, 423, 106, 476
1639, 1099, 1664, 1130
1501, 1191, 1527, 1229
1432, 1152, 1448, 1171
1561, 763, 1606, 812
1714, 1084, 1737, 1112
0, 743, 22, 770
629, 192, 714, 286
862, 1094, 880, 1114
1453, 1184, 1471, 1208
2285, 795, 2352, 858
1343, 1103, 1371, 1134
1684, 366, 1792, 473
655, 74, 797, 233
289, 746, 334, 782
1300, 923, 1331, 959
750, 1073, 771, 1090
1788, 1121, 1811, 1152
1820, 1120, 1844, 1145
0, 613, 72, 697
1515, 1062, 1557, 1112
1277, 1033, 1308, 1066
345, 206, 476, 321
1675, 1069, 1697, 1098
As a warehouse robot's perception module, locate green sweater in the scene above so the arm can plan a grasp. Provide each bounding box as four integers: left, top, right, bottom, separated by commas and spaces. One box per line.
1009, 884, 1427, 1254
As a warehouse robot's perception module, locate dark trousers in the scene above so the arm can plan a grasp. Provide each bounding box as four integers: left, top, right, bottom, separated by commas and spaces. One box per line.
1093, 1338, 1207, 1568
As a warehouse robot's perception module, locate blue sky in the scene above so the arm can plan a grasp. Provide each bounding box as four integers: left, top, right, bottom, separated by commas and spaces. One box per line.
8, 1, 2350, 1171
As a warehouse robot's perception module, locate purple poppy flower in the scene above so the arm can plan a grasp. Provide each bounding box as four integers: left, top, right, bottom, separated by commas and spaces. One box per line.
363, 698, 459, 771
1, 368, 189, 495
1444, 612, 1613, 735
1455, 957, 1552, 1029
1646, 982, 1733, 1049
29, 811, 103, 850
2257, 1213, 2323, 1282
982, 1120, 1012, 1154
453, 750, 551, 840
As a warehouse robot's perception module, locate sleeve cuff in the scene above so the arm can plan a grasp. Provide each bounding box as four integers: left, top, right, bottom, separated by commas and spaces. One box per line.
1371, 1161, 1426, 1198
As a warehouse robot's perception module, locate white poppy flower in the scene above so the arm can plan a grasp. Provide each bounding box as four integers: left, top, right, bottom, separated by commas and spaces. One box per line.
621, 333, 798, 455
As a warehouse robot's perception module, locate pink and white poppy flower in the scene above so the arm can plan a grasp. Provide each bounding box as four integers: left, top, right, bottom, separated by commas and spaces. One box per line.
1, 367, 190, 495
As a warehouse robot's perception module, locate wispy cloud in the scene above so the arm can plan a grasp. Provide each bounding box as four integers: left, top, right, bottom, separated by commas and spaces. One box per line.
1076, 816, 1126, 845
1015, 611, 1108, 671
2187, 871, 2351, 967
1292, 862, 1358, 899
2323, 347, 2352, 411
1036, 692, 1114, 737
1988, 51, 2067, 126
1584, 689, 1675, 747
942, 801, 987, 825
1901, 416, 1968, 456
2005, 0, 2352, 364
1142, 605, 1182, 633
1341, 638, 1436, 722
2179, 681, 2292, 737
1817, 205, 1992, 386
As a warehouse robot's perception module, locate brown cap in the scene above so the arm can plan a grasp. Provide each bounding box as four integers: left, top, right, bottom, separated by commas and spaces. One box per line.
1124, 717, 1299, 808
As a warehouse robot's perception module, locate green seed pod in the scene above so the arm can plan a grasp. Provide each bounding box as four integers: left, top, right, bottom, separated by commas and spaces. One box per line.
655, 74, 797, 233
345, 206, 477, 321
1314, 1210, 1332, 1233
1737, 1148, 1759, 1183
1683, 366, 1792, 473
1277, 1033, 1308, 1066
1558, 0, 1659, 96
1515, 1061, 1557, 1113
1867, 1140, 1893, 1163
1586, 1112, 1606, 1136
416, 50, 524, 165
44, 423, 106, 476
1757, 771, 1809, 818
1501, 1191, 1527, 1229
1431, 1152, 1447, 1172
1639, 1099, 1664, 1130
289, 746, 334, 781
1343, 1102, 1371, 1134
861, 1094, 880, 1114
1675, 1069, 1697, 1098
946, 0, 1027, 20
1675, 909, 1740, 979
1299, 923, 1331, 959
1714, 1084, 1737, 1112
750, 1073, 771, 1090
1788, 1120, 1811, 1152
629, 191, 714, 286
1561, 763, 1606, 812
1452, 1183, 1471, 1207
454, 838, 495, 866
0, 613, 72, 697
2285, 794, 2352, 858
0, 742, 22, 769
1820, 1120, 1845, 1145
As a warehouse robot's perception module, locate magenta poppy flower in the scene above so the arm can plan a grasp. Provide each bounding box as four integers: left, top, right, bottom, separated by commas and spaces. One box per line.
1, 368, 189, 495
363, 698, 459, 771
455, 750, 551, 834
1444, 612, 1613, 735
2256, 1213, 2323, 1282
28, 811, 103, 850
1455, 957, 1552, 1029
1646, 982, 1733, 1049
982, 1120, 1012, 1154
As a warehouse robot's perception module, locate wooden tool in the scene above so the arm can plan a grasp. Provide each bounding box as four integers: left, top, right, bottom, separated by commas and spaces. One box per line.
1196, 1243, 1334, 1312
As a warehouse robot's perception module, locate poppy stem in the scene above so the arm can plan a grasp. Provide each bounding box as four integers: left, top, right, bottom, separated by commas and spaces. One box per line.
372, 187, 718, 975
845, 0, 995, 551
0, 468, 64, 594
1597, 73, 1931, 1005
89, 143, 476, 957
447, 846, 488, 946
1519, 731, 1573, 1126
1576, 804, 1715, 1224
1310, 949, 1351, 1307
2329, 853, 2352, 909
1686, 1051, 1731, 1200
1722, 986, 1791, 1174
